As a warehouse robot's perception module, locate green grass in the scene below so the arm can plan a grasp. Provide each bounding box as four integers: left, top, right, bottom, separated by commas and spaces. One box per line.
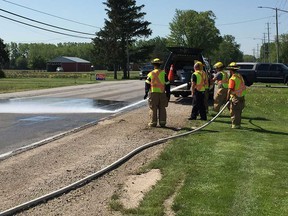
0, 70, 140, 93
1, 74, 287, 215
0, 78, 98, 93
121, 85, 288, 215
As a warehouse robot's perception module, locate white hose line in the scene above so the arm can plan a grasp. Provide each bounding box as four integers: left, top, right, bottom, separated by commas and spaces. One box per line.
0, 99, 229, 216
170, 83, 189, 91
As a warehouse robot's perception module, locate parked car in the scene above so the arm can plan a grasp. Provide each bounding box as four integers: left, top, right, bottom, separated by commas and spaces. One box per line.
139, 64, 154, 80
56, 66, 64, 72
255, 63, 288, 84
236, 62, 288, 85
163, 47, 213, 97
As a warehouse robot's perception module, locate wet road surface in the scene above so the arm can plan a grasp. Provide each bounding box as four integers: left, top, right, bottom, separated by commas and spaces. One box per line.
0, 81, 145, 157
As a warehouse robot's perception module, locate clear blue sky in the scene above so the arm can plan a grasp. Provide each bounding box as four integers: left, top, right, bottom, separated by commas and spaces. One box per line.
1, 0, 288, 56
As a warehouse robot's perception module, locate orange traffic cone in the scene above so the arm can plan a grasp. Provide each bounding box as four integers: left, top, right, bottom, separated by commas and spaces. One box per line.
168, 64, 174, 81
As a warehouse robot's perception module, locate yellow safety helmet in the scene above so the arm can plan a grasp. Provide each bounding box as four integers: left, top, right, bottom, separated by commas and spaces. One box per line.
213, 61, 224, 69
194, 61, 203, 70
151, 58, 163, 65
226, 62, 240, 70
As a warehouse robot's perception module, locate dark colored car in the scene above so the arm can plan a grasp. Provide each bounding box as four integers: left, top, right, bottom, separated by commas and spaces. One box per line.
139, 64, 154, 80
236, 62, 288, 85
163, 47, 212, 97
255, 63, 288, 84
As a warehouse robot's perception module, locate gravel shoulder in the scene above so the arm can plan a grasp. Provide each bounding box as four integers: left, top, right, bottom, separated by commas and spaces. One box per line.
0, 97, 192, 216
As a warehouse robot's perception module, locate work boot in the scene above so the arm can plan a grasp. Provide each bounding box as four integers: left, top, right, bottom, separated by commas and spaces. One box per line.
148, 123, 157, 127
188, 117, 196, 120
231, 124, 241, 129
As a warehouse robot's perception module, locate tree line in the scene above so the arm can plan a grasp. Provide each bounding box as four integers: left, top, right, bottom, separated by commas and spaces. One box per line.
1, 0, 287, 78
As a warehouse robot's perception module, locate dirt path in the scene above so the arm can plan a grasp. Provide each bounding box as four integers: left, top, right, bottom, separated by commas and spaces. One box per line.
0, 97, 192, 216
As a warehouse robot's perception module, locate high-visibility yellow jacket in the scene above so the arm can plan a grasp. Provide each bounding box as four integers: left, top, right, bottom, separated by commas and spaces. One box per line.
229, 73, 247, 97
218, 71, 229, 89
193, 70, 206, 92
146, 69, 170, 93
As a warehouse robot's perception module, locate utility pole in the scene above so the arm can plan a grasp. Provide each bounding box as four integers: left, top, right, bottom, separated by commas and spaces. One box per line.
275, 8, 279, 63
267, 22, 271, 62
263, 33, 266, 62
257, 6, 288, 63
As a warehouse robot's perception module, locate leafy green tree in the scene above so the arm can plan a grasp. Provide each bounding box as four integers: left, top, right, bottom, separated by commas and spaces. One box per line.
7, 42, 19, 69
168, 9, 222, 56
132, 37, 169, 64
15, 56, 28, 69
93, 0, 152, 79
0, 38, 9, 69
279, 34, 288, 63
7, 42, 94, 70
243, 54, 256, 62
211, 35, 243, 66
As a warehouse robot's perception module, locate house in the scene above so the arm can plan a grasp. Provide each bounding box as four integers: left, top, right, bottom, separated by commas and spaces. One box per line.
47, 56, 92, 72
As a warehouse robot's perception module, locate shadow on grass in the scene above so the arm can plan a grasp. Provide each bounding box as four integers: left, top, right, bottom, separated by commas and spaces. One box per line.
244, 119, 288, 136
208, 115, 288, 136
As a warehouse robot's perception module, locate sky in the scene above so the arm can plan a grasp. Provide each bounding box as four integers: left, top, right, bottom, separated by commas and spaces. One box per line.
1, 0, 288, 56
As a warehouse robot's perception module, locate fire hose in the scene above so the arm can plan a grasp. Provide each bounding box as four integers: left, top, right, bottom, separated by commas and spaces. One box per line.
0, 84, 229, 216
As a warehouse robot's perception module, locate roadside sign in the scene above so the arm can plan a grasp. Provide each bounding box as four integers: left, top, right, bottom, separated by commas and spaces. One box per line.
96, 73, 106, 80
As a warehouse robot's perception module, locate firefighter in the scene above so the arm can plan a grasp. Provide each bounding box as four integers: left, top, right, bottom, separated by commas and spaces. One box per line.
144, 58, 170, 127
189, 61, 207, 120
212, 61, 229, 112
226, 62, 247, 129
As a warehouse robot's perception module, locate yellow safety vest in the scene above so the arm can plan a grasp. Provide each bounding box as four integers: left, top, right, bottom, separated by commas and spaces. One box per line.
218, 71, 229, 88
194, 70, 206, 92
146, 69, 169, 93
230, 73, 246, 97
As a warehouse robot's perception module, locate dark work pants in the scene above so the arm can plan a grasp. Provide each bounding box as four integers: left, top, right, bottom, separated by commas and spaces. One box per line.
191, 90, 207, 120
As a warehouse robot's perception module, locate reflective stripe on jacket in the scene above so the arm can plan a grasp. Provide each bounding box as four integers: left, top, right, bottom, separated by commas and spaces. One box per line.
146, 69, 169, 93
230, 73, 246, 97
194, 70, 206, 92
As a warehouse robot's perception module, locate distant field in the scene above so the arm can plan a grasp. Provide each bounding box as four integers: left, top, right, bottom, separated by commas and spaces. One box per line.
0, 70, 140, 93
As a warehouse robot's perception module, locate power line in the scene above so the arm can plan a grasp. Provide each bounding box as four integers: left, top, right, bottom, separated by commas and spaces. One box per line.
0, 8, 96, 36
0, 14, 93, 39
217, 16, 275, 26
2, 0, 101, 29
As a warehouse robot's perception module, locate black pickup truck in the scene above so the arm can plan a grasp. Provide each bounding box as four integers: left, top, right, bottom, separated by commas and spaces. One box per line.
236, 62, 288, 85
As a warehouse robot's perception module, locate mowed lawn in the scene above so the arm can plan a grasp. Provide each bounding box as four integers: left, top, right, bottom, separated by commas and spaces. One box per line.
119, 85, 288, 215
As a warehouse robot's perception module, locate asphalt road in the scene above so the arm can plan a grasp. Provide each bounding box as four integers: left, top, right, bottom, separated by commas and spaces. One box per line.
0, 80, 145, 156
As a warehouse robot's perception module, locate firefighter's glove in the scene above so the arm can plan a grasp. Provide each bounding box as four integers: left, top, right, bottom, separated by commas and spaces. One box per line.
144, 92, 148, 100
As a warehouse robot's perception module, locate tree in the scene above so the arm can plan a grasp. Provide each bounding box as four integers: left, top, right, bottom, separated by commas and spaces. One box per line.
168, 10, 222, 56
132, 37, 169, 64
279, 34, 288, 63
0, 38, 9, 69
243, 54, 256, 62
211, 35, 243, 66
93, 0, 152, 79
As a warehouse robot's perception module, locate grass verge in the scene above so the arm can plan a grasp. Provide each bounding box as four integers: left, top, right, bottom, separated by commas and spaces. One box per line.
0, 70, 140, 93
121, 85, 288, 215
